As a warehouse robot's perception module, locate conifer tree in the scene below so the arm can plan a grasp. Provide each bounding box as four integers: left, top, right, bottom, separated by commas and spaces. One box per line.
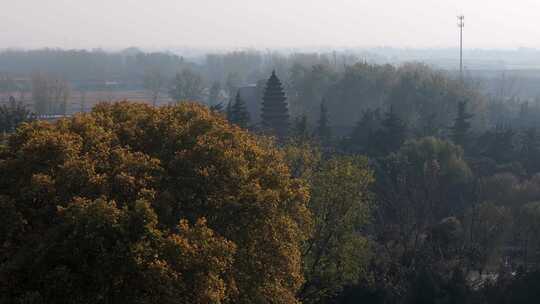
346, 109, 382, 155
316, 101, 331, 143
261, 71, 289, 138
230, 92, 250, 128
377, 106, 407, 155
450, 100, 474, 149
0, 96, 34, 133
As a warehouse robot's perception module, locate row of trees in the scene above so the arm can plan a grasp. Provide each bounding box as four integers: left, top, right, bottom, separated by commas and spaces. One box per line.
0, 50, 491, 123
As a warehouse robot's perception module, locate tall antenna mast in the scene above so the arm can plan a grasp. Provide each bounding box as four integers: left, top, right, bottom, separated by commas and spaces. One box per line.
457, 15, 465, 81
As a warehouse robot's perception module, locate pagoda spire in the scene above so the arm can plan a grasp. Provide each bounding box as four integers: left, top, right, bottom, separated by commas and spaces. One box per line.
261, 71, 289, 138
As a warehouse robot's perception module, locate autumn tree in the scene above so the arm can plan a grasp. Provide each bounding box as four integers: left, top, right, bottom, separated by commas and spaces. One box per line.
0, 102, 310, 304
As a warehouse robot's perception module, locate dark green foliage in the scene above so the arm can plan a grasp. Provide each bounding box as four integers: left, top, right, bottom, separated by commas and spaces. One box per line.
345, 107, 406, 156
0, 96, 33, 133
519, 127, 540, 174
228, 92, 250, 128
261, 71, 290, 138
479, 124, 516, 164
316, 101, 331, 143
450, 100, 474, 149
292, 114, 310, 142
377, 107, 407, 155
296, 155, 373, 304
346, 109, 382, 155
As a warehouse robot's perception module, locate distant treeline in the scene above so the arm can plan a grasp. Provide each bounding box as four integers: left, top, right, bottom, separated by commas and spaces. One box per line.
1, 48, 539, 131
0, 48, 356, 87
0, 48, 188, 87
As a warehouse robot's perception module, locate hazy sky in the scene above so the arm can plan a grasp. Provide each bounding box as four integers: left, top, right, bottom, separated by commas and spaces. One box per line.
2, 0, 540, 49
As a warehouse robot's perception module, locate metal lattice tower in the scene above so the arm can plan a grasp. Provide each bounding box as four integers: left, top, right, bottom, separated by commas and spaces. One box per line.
457, 15, 465, 80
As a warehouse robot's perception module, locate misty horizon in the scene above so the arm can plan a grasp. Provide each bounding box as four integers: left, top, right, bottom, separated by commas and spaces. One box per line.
3, 0, 540, 50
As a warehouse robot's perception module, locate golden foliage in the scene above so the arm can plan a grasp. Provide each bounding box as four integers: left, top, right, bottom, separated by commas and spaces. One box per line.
0, 102, 310, 304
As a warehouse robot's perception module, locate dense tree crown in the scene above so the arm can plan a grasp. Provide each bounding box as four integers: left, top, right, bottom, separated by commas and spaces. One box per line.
0, 102, 310, 304
261, 71, 290, 138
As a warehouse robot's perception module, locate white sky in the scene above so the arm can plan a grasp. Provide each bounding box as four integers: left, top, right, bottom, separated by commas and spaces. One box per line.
1, 0, 539, 49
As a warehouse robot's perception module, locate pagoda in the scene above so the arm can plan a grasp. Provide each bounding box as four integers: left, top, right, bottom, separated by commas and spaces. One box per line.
261, 71, 289, 138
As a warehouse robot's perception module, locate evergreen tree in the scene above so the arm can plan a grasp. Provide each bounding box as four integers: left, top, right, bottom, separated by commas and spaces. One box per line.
345, 109, 382, 154
0, 96, 34, 133
261, 71, 289, 138
376, 107, 407, 155
316, 101, 331, 143
230, 92, 250, 128
450, 100, 474, 148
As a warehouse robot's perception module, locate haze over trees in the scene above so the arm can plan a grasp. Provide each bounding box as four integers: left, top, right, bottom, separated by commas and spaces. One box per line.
2, 45, 540, 304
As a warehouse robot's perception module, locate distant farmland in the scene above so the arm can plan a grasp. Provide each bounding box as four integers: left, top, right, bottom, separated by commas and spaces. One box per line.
0, 90, 175, 114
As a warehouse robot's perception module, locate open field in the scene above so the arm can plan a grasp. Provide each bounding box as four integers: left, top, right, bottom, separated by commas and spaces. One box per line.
0, 90, 175, 114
